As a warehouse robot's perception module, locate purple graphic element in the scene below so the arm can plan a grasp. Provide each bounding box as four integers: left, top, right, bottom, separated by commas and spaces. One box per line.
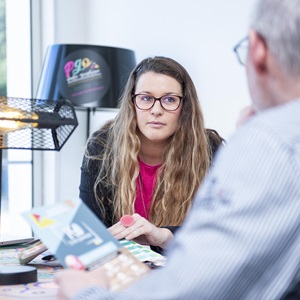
64, 58, 99, 78
71, 86, 104, 97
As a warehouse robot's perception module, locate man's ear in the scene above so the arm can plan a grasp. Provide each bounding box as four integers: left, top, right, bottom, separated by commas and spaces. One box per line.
248, 30, 268, 73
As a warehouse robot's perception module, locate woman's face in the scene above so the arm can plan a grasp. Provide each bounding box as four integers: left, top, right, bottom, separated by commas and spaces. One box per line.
134, 71, 183, 144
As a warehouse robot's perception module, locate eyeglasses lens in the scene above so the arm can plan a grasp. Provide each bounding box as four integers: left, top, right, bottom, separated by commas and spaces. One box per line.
135, 95, 181, 111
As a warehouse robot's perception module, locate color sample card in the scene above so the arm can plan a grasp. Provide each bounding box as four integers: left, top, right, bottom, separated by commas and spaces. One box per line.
119, 239, 166, 266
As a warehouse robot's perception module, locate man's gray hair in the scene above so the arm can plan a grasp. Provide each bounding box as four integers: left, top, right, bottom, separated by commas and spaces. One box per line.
251, 0, 300, 76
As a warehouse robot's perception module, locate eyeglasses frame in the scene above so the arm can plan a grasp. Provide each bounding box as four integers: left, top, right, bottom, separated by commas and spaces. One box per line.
233, 36, 249, 65
132, 93, 183, 111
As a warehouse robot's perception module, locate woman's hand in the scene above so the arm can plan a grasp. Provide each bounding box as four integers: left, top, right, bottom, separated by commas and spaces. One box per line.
54, 267, 108, 300
108, 213, 173, 249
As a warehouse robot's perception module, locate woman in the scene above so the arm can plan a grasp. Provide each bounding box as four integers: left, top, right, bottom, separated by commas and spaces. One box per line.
80, 56, 224, 251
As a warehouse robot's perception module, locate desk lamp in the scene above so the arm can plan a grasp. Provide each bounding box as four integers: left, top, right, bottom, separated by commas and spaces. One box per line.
0, 96, 78, 285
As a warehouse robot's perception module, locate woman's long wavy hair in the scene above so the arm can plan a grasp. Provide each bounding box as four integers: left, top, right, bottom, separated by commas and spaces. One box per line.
86, 56, 212, 226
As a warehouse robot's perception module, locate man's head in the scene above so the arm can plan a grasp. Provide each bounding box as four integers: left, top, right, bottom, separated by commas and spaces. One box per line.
245, 0, 300, 110
251, 0, 300, 77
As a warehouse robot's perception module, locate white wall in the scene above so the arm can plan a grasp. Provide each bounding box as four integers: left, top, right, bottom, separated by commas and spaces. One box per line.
33, 0, 257, 204
84, 0, 256, 137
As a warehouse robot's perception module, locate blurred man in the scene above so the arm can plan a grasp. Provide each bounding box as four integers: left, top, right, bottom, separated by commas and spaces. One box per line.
55, 0, 300, 298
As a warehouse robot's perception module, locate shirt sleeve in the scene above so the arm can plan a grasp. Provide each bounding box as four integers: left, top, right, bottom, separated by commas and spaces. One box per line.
74, 122, 300, 300
73, 285, 114, 300
79, 139, 103, 221
79, 129, 114, 227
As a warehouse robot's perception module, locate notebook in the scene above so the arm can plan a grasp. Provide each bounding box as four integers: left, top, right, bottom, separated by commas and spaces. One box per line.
0, 235, 34, 246
22, 198, 150, 291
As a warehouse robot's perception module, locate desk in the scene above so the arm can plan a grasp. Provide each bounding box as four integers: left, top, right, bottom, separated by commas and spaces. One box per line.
0, 241, 165, 299
0, 246, 62, 299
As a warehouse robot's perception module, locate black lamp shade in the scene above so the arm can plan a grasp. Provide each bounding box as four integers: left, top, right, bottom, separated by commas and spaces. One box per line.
36, 44, 136, 108
0, 97, 78, 151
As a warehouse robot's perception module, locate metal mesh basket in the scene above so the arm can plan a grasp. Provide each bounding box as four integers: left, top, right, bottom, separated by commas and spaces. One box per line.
0, 96, 78, 150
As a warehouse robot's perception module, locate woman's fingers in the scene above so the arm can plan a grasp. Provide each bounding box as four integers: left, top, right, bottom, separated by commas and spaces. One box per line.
108, 214, 152, 241
108, 214, 173, 248
108, 222, 127, 238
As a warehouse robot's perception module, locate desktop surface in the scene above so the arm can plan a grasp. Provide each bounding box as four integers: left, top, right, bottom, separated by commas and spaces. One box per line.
0, 245, 62, 299
0, 235, 34, 246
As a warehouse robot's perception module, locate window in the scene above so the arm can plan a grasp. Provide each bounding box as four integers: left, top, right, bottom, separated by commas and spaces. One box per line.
1, 0, 33, 237
0, 0, 7, 205
0, 0, 6, 96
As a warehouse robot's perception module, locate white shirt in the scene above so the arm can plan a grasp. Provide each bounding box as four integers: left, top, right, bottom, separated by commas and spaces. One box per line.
74, 99, 300, 300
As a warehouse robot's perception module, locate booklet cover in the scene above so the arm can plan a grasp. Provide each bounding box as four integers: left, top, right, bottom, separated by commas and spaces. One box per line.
23, 198, 121, 270
22, 198, 150, 291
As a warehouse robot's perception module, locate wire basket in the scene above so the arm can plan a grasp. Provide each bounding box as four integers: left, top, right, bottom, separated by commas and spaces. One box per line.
0, 96, 78, 150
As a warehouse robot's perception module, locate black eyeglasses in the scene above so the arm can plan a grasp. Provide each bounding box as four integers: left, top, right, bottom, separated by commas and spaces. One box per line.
233, 36, 249, 65
133, 94, 182, 111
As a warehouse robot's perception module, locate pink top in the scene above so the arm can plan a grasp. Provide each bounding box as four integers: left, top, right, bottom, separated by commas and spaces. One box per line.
135, 158, 161, 219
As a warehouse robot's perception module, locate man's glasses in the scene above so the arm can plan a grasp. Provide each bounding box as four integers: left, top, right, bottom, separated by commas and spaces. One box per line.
133, 94, 182, 111
233, 36, 249, 65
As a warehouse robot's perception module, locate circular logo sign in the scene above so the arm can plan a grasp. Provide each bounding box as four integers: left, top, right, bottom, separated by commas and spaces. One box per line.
58, 49, 111, 106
